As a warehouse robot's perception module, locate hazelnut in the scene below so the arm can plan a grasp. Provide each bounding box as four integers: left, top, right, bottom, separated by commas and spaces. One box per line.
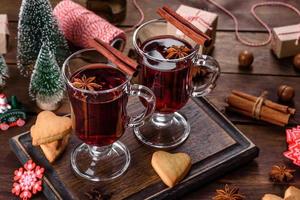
277, 85, 295, 102
293, 53, 300, 71
238, 50, 254, 69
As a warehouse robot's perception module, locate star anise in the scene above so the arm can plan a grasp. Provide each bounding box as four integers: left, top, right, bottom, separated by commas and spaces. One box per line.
84, 188, 112, 200
269, 165, 295, 183
165, 45, 191, 59
72, 75, 102, 91
213, 184, 245, 200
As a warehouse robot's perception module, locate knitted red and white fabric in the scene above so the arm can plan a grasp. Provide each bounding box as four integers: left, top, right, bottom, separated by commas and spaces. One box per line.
53, 0, 126, 49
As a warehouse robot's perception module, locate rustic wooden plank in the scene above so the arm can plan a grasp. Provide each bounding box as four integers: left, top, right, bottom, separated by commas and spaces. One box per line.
207, 73, 300, 124
123, 0, 300, 31
9, 24, 298, 76
184, 124, 299, 200
1, 0, 299, 31
205, 0, 300, 31
212, 32, 299, 76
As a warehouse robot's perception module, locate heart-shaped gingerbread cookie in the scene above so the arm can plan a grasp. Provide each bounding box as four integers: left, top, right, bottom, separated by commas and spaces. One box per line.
31, 111, 72, 146
40, 134, 70, 163
151, 151, 191, 188
262, 194, 283, 200
285, 186, 300, 200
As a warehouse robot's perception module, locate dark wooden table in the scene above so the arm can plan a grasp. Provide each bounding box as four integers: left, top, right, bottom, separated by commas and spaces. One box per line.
0, 0, 299, 199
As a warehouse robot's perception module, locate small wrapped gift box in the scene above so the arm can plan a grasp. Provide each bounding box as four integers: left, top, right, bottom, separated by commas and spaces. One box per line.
0, 14, 9, 54
167, 5, 218, 54
271, 24, 300, 59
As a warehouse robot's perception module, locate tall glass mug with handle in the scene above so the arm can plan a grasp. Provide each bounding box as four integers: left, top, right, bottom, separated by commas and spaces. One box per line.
62, 49, 156, 181
133, 19, 220, 149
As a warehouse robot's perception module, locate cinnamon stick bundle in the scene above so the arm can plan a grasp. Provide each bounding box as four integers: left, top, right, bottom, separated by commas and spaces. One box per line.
227, 90, 296, 126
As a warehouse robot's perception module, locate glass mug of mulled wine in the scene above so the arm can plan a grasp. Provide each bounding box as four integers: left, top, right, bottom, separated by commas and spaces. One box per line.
62, 49, 156, 181
133, 19, 220, 149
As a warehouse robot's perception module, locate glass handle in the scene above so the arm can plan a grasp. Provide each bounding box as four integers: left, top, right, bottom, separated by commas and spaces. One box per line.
127, 84, 156, 128
192, 54, 221, 97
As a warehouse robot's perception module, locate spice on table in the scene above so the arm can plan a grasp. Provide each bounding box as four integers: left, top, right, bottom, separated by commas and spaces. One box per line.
213, 184, 245, 200
165, 45, 191, 59
238, 50, 254, 69
277, 85, 295, 102
84, 188, 112, 200
226, 90, 296, 126
293, 53, 300, 71
72, 75, 102, 91
269, 165, 295, 183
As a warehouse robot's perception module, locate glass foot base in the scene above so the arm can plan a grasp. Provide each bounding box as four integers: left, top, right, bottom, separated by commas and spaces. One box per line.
71, 141, 130, 182
134, 112, 190, 149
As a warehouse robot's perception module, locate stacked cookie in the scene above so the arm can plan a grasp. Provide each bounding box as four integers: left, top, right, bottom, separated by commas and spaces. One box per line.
263, 186, 300, 200
30, 111, 72, 163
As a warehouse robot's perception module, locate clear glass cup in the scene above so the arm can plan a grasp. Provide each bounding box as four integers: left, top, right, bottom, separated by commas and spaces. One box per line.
62, 49, 156, 181
133, 19, 220, 149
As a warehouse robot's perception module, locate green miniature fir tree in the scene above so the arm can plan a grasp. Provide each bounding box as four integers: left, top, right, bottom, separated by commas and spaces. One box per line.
29, 42, 65, 105
0, 55, 9, 87
17, 0, 70, 76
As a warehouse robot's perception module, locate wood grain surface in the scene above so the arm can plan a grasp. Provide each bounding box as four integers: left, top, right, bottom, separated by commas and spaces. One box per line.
0, 0, 299, 200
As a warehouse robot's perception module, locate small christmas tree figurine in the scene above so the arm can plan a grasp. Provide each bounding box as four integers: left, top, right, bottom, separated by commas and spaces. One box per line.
29, 43, 65, 111
0, 55, 9, 88
17, 0, 70, 76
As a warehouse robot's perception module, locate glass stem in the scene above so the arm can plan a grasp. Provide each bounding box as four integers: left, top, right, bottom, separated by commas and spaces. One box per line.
151, 113, 174, 128
88, 145, 112, 161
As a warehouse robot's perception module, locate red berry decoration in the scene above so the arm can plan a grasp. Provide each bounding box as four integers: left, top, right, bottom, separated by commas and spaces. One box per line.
12, 160, 44, 200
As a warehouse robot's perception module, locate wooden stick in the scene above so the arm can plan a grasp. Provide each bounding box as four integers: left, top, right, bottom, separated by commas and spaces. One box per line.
157, 6, 212, 47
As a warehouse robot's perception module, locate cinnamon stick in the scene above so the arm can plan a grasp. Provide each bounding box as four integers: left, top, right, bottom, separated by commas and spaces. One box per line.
232, 90, 296, 114
157, 6, 212, 47
88, 38, 138, 76
227, 94, 290, 126
227, 107, 285, 127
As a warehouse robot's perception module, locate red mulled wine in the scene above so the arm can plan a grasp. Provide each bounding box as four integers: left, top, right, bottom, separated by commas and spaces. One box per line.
67, 64, 128, 147
138, 35, 193, 114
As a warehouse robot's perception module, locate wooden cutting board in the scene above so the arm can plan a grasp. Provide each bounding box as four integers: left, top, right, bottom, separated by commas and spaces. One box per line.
9, 97, 259, 200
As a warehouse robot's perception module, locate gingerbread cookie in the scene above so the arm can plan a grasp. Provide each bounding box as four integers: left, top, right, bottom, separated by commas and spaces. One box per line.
40, 134, 70, 163
31, 111, 72, 146
285, 186, 300, 200
151, 151, 191, 188
262, 194, 283, 200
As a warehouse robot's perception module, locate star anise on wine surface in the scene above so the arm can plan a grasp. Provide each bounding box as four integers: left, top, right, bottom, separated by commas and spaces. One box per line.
269, 165, 295, 183
165, 45, 191, 59
213, 184, 245, 200
72, 75, 102, 91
